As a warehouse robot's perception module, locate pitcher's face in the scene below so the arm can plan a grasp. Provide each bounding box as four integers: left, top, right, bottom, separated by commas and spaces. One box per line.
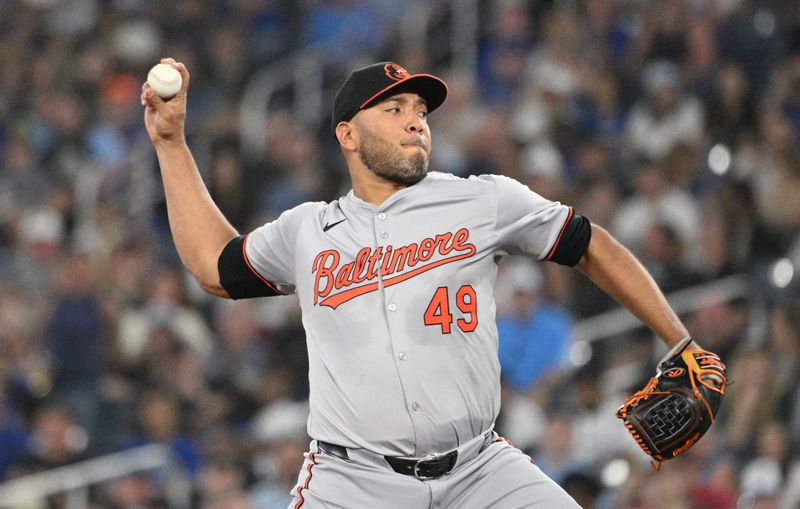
352, 92, 432, 186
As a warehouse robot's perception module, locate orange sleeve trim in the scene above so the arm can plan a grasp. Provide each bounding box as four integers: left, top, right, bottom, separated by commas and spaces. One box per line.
545, 207, 574, 261
242, 234, 286, 295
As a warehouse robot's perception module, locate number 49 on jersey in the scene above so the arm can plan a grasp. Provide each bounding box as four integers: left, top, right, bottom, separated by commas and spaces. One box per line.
423, 285, 478, 334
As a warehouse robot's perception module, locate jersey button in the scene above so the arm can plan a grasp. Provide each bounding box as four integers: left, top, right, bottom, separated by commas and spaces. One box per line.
411, 402, 421, 412
398, 351, 407, 360
388, 303, 397, 312
378, 212, 387, 220
380, 231, 389, 239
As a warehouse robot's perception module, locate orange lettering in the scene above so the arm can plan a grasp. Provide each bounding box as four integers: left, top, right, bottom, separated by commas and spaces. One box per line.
311, 229, 478, 308
312, 250, 339, 303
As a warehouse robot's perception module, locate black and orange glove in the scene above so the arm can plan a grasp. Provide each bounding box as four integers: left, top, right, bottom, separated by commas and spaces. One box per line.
616, 338, 727, 468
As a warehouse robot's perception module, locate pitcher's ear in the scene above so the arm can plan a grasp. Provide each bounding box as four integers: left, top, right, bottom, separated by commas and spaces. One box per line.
336, 121, 358, 151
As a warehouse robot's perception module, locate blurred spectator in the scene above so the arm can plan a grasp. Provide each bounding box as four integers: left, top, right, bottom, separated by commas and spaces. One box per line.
516, 6, 588, 156
129, 390, 202, 478
782, 458, 800, 509
236, 0, 296, 66
531, 413, 583, 485
765, 306, 800, 409
724, 349, 776, 452
609, 159, 701, 261
496, 258, 572, 393
496, 383, 546, 454
691, 198, 741, 281
624, 59, 705, 162
100, 473, 167, 509
755, 147, 800, 234
303, 0, 389, 63
705, 62, 757, 148
427, 69, 489, 176
766, 30, 800, 136
0, 136, 50, 231
250, 437, 306, 509
196, 456, 251, 508
570, 349, 652, 467
576, 70, 627, 148
250, 367, 309, 446
476, 0, 535, 104
687, 455, 738, 509
633, 0, 690, 65
639, 223, 699, 293
207, 300, 271, 409
686, 297, 748, 363
735, 108, 798, 255
117, 266, 214, 365
637, 467, 690, 509
740, 420, 790, 505
257, 115, 325, 219
87, 74, 145, 166
519, 140, 568, 202
208, 146, 257, 231
0, 375, 29, 479
21, 404, 89, 471
46, 253, 106, 432
461, 109, 521, 178
4, 206, 65, 300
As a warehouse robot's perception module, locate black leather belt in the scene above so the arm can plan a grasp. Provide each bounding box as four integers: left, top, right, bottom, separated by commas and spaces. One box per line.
317, 441, 350, 460
384, 450, 458, 479
317, 441, 458, 479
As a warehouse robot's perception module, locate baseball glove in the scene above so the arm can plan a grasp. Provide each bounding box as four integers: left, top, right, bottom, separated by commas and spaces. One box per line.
616, 337, 727, 468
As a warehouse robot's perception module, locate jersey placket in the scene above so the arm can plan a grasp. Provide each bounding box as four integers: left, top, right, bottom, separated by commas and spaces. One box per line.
373, 207, 427, 456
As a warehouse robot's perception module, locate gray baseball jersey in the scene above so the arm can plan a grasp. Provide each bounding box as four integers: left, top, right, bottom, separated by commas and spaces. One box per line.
237, 171, 577, 458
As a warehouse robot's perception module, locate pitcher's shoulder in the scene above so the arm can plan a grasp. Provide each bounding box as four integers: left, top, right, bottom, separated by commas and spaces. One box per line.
425, 171, 506, 193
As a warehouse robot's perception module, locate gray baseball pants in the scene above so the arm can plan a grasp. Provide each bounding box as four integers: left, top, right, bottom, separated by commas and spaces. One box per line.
287, 432, 582, 509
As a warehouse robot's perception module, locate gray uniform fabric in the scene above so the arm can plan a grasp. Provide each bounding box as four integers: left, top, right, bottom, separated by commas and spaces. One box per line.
244, 172, 580, 507
289, 436, 581, 508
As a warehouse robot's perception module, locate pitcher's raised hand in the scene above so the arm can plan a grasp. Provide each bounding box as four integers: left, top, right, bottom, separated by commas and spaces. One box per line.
141, 58, 190, 145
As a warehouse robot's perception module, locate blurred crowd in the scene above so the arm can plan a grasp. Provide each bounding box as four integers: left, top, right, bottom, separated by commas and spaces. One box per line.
1, 0, 800, 508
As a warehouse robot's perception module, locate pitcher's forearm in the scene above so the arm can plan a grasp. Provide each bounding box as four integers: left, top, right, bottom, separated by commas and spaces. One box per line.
154, 140, 237, 287
577, 225, 690, 348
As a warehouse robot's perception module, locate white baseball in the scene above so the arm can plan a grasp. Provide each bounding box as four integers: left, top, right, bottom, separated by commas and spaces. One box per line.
147, 63, 182, 98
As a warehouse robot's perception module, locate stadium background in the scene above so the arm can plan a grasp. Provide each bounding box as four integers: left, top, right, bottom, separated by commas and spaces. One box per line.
0, 0, 799, 507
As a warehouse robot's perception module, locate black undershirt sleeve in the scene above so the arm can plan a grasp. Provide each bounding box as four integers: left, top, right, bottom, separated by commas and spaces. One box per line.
218, 235, 283, 299
546, 213, 592, 267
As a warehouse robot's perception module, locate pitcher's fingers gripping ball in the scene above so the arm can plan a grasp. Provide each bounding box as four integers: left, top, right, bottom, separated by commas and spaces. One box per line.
616, 337, 727, 468
147, 63, 183, 99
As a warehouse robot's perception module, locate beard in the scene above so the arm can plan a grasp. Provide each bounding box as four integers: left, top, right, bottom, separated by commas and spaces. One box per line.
356, 124, 430, 186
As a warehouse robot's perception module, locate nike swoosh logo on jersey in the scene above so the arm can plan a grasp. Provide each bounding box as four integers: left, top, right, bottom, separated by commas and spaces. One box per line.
323, 218, 347, 232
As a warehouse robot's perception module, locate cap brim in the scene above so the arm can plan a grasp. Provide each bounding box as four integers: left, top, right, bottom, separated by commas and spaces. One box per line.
359, 74, 448, 114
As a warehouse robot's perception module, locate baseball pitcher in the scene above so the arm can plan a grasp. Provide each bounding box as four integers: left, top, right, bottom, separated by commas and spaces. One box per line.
141, 59, 725, 508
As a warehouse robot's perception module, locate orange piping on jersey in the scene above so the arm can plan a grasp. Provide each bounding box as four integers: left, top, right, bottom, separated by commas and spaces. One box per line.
545, 207, 574, 261
320, 249, 476, 309
242, 234, 285, 295
294, 451, 317, 508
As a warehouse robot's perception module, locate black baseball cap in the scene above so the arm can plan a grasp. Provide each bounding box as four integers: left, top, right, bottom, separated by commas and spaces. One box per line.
331, 62, 448, 133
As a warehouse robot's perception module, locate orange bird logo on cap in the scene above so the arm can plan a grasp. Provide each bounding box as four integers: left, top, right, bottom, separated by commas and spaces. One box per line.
384, 63, 409, 81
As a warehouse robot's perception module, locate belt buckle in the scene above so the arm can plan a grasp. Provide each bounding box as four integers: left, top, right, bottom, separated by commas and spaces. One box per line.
412, 457, 435, 480
412, 451, 456, 480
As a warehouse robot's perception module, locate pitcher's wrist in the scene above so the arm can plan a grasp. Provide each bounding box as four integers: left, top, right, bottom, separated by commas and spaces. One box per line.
154, 135, 187, 150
